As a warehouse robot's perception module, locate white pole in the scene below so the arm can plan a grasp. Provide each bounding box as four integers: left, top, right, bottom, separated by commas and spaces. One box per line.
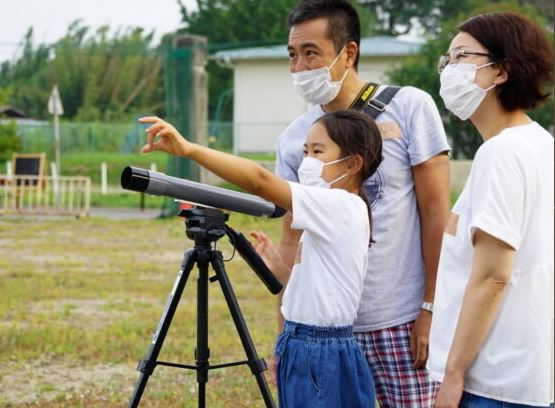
6, 161, 12, 178
54, 113, 61, 175
101, 162, 108, 195
150, 162, 157, 172
51, 162, 60, 208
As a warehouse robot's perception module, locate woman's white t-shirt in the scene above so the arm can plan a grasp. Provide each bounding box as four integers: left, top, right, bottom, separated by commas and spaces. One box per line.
428, 122, 554, 406
281, 181, 370, 327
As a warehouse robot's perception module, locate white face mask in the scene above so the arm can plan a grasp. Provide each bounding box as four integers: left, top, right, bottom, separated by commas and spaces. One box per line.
298, 155, 351, 188
291, 47, 349, 105
439, 63, 496, 120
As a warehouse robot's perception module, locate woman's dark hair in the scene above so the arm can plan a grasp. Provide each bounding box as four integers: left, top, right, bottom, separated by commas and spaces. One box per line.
458, 12, 554, 111
288, 0, 361, 69
314, 109, 383, 244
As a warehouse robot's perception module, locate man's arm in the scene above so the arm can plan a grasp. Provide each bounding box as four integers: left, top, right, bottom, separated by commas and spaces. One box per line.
411, 152, 450, 368
434, 229, 514, 408
276, 211, 302, 330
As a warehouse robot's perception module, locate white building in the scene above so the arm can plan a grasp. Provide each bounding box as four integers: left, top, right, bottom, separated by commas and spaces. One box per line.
213, 36, 422, 153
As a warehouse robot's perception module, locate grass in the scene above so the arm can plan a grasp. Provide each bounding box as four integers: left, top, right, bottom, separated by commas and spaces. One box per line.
0, 214, 282, 407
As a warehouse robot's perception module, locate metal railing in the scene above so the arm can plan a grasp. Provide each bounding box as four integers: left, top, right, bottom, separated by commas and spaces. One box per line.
0, 175, 91, 217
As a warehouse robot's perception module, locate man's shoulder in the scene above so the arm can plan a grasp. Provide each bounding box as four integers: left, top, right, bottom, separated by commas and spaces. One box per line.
279, 105, 324, 141
387, 85, 434, 106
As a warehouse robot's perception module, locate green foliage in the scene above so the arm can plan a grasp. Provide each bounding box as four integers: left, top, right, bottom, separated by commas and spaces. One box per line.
359, 0, 484, 36
0, 121, 21, 161
0, 22, 165, 122
387, 1, 554, 158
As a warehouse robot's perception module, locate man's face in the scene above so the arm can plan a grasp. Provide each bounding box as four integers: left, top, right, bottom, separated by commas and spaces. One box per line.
287, 17, 340, 74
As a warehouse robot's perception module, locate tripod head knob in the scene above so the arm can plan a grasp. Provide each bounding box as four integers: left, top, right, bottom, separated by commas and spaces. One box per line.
181, 207, 228, 243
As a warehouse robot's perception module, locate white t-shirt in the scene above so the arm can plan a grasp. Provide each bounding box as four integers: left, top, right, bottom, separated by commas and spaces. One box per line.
281, 181, 370, 327
428, 122, 554, 406
276, 86, 450, 330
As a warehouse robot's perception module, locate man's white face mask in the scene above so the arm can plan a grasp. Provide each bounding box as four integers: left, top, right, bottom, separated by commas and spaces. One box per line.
439, 62, 496, 120
298, 155, 351, 188
291, 47, 348, 105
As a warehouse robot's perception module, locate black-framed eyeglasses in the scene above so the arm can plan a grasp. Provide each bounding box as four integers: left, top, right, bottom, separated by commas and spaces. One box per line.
437, 49, 495, 74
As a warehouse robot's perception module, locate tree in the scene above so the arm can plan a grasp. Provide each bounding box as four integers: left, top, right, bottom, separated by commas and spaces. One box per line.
358, 0, 483, 36
387, 1, 554, 159
0, 22, 166, 122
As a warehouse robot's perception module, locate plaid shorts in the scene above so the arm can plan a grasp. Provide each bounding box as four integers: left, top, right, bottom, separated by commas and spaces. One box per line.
355, 321, 439, 408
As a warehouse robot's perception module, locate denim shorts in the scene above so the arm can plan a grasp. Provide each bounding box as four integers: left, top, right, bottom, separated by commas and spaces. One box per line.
459, 391, 554, 408
274, 320, 375, 408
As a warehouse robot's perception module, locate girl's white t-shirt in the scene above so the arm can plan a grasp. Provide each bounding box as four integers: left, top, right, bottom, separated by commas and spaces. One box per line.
428, 122, 554, 406
281, 181, 370, 327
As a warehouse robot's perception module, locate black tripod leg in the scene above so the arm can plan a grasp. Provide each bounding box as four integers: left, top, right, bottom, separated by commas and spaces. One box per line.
195, 250, 210, 408
128, 250, 197, 408
209, 253, 276, 408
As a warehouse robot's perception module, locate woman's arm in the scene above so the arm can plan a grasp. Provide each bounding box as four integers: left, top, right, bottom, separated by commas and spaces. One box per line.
434, 228, 516, 408
140, 116, 292, 212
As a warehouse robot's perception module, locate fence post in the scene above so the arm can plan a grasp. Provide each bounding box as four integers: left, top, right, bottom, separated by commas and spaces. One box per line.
101, 162, 108, 195
164, 34, 208, 216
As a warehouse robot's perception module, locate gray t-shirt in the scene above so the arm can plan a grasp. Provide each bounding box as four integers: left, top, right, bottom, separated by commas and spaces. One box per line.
275, 85, 450, 331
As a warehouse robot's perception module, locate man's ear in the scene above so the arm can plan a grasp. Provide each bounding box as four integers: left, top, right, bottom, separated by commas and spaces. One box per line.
347, 154, 364, 175
345, 41, 358, 69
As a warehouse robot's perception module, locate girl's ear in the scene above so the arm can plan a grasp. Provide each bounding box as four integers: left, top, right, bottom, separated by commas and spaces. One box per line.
347, 154, 364, 175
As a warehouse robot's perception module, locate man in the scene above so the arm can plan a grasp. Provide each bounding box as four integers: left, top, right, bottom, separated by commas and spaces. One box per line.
273, 1, 451, 406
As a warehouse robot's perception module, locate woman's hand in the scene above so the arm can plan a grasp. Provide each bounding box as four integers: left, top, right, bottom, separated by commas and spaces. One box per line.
139, 116, 193, 157
434, 372, 464, 408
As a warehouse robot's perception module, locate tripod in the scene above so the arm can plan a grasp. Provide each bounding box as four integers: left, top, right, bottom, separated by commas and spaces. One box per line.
128, 207, 276, 407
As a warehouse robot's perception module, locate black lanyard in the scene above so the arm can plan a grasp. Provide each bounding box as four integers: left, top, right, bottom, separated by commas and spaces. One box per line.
348, 82, 380, 112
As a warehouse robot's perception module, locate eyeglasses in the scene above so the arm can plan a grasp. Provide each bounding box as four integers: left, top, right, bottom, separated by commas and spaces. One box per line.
437, 49, 495, 74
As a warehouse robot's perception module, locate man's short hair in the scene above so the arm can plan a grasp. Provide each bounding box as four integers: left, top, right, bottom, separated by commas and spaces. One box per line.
288, 0, 361, 69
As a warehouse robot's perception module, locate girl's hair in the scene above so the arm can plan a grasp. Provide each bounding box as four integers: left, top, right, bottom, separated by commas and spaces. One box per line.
314, 109, 383, 243
458, 12, 554, 111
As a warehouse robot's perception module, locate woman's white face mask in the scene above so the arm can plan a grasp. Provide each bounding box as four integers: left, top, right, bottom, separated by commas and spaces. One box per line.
298, 155, 351, 188
291, 47, 349, 105
439, 62, 496, 120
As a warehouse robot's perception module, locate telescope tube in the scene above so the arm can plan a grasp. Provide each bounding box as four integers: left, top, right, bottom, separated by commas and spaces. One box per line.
121, 166, 286, 218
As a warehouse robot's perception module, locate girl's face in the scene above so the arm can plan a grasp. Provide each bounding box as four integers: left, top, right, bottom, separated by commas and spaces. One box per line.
304, 122, 350, 186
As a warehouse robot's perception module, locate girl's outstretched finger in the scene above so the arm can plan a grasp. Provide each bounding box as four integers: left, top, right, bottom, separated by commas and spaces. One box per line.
139, 116, 159, 123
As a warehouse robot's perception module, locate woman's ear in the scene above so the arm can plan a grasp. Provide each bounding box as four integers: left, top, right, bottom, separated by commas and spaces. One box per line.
495, 62, 509, 86
347, 154, 364, 175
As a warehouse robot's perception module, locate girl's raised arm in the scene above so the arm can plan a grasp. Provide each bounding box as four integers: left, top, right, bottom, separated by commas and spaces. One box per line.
139, 116, 292, 212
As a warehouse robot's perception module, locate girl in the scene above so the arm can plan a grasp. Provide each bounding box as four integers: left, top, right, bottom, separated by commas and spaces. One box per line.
428, 12, 554, 408
140, 109, 382, 407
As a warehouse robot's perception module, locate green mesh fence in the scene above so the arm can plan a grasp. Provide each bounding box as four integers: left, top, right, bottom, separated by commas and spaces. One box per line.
15, 120, 231, 155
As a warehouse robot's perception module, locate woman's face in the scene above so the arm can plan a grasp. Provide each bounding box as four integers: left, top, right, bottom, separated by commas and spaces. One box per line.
446, 32, 499, 90
304, 122, 349, 185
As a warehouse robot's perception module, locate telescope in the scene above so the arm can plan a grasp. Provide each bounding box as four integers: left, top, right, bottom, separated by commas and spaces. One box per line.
122, 166, 282, 407
121, 166, 286, 218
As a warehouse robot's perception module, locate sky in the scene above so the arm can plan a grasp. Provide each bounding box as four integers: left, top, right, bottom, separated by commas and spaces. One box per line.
0, 0, 197, 61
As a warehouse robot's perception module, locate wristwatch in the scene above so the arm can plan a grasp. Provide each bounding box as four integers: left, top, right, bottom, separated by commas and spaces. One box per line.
421, 302, 434, 313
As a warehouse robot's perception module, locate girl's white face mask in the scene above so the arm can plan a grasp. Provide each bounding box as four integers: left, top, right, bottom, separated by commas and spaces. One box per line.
439, 62, 496, 120
298, 155, 351, 188
291, 47, 348, 105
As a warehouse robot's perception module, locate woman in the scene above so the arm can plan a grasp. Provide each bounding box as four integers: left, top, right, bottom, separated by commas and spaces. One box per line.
428, 12, 554, 408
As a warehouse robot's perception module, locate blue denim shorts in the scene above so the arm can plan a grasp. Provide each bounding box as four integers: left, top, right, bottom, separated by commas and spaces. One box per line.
459, 391, 554, 408
274, 320, 375, 408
